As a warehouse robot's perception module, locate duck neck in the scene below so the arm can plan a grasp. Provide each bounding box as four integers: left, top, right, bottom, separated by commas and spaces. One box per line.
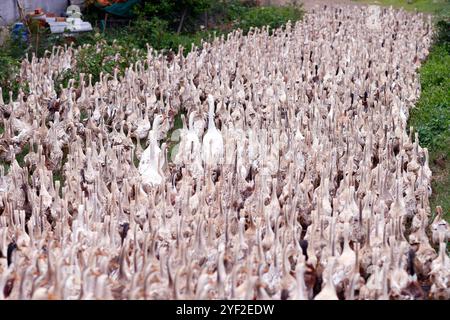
148, 137, 158, 161
189, 112, 195, 130
325, 262, 335, 291
208, 103, 215, 130
265, 210, 274, 237
343, 227, 351, 251
439, 242, 446, 264
296, 266, 307, 299
238, 218, 246, 249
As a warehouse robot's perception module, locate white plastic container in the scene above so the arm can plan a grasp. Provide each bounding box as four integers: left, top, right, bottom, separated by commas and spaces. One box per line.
67, 17, 83, 26
48, 21, 93, 33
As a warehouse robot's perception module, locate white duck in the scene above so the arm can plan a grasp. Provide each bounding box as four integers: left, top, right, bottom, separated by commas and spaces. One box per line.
176, 111, 202, 166
202, 94, 224, 167
138, 115, 165, 187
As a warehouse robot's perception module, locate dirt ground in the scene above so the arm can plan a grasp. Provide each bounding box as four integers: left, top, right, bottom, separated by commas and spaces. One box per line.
263, 0, 366, 10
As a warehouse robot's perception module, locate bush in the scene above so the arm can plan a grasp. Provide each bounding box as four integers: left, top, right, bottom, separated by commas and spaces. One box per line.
0, 35, 27, 103
133, 0, 213, 33
434, 19, 449, 51
234, 5, 304, 33
54, 33, 145, 92
0, 54, 20, 103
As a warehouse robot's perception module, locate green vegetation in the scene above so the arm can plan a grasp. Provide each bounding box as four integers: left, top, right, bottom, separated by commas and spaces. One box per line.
408, 18, 450, 221
16, 143, 29, 167
353, 0, 450, 14
0, 37, 26, 103
231, 5, 303, 33
54, 36, 145, 92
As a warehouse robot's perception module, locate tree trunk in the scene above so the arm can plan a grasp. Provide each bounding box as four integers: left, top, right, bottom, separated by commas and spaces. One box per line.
177, 8, 188, 34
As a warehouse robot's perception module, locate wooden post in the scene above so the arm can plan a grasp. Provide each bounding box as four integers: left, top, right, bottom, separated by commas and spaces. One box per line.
103, 13, 109, 33
177, 8, 187, 34
35, 25, 39, 56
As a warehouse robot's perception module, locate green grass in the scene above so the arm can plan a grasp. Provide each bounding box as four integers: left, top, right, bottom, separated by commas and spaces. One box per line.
353, 0, 450, 14
0, 143, 30, 174
232, 5, 304, 33
408, 17, 450, 221
409, 48, 450, 221
16, 143, 29, 167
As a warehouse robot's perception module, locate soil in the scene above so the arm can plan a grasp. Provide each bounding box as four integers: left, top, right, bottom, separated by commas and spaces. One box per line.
264, 0, 366, 10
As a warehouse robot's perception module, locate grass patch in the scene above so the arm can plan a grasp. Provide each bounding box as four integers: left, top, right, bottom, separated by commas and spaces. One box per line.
408, 17, 450, 221
16, 143, 30, 167
0, 143, 30, 175
232, 5, 304, 33
353, 0, 450, 14
0, 38, 26, 103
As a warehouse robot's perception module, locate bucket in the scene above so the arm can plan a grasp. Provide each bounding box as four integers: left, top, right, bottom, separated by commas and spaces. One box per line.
11, 22, 28, 43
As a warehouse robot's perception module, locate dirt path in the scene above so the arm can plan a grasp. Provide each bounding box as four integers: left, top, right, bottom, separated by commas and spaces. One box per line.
265, 0, 366, 10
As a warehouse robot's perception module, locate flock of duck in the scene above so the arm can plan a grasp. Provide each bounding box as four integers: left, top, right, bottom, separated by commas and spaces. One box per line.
0, 5, 448, 300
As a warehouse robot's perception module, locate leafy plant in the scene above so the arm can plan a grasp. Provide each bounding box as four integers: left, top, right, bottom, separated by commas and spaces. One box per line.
408, 16, 450, 220
409, 45, 450, 151
354, 0, 450, 14
234, 5, 304, 33
0, 35, 27, 103
134, 0, 213, 32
